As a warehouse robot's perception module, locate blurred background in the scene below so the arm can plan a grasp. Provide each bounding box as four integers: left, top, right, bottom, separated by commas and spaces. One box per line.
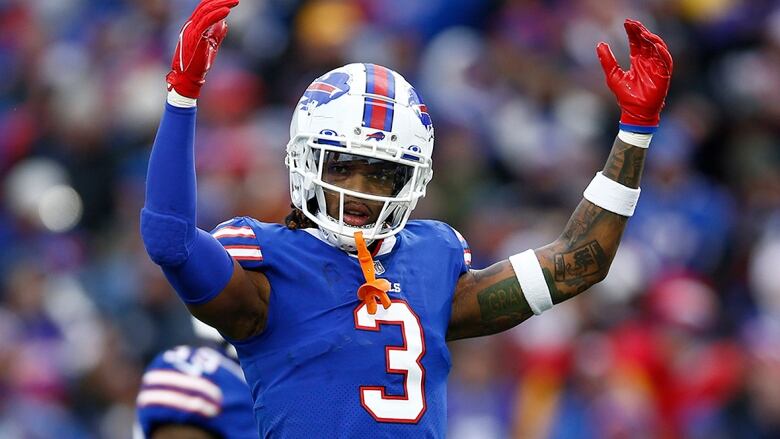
1, 0, 779, 437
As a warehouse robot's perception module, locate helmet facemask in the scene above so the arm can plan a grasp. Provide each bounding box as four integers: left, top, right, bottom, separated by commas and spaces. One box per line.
287, 131, 432, 251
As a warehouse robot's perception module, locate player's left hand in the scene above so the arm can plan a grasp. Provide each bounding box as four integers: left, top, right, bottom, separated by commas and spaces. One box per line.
597, 19, 673, 131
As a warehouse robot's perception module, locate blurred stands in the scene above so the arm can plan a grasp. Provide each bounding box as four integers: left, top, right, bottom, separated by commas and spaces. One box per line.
0, 0, 779, 437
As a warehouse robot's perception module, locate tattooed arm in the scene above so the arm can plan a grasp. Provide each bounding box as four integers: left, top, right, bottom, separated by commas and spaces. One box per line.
446, 19, 671, 341
446, 137, 645, 341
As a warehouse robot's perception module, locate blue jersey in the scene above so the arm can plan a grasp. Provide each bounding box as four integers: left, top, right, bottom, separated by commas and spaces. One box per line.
135, 345, 256, 439
211, 218, 471, 438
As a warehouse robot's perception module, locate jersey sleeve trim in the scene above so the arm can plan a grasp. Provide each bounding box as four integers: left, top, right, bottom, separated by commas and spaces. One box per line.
223, 245, 263, 261
142, 369, 223, 402
137, 389, 221, 417
212, 225, 256, 239
210, 217, 264, 268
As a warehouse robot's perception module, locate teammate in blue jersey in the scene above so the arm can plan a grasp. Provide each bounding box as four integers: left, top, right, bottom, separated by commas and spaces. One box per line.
140, 0, 673, 437
134, 318, 256, 439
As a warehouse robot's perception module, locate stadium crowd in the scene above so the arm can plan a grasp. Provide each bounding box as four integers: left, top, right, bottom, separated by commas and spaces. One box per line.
1, 0, 779, 437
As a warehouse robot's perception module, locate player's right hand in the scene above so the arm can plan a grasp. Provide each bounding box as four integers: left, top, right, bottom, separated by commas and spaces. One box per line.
596, 19, 673, 132
166, 0, 239, 99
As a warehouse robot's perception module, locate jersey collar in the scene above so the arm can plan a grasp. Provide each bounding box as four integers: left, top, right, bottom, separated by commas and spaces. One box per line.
302, 228, 398, 257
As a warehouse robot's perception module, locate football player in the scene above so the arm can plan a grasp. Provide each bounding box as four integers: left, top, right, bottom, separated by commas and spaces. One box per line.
140, 0, 672, 436
134, 318, 255, 439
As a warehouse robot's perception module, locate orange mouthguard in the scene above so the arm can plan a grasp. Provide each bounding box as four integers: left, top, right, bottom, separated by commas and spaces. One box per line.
354, 231, 391, 315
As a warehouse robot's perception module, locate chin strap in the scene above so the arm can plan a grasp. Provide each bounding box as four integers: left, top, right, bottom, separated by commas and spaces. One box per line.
354, 231, 391, 315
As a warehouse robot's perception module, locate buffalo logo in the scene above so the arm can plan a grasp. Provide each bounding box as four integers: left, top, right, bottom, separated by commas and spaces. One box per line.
300, 72, 351, 111
366, 131, 386, 141
408, 88, 433, 132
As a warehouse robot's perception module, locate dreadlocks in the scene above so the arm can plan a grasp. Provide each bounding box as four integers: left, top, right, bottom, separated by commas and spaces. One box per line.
284, 200, 318, 230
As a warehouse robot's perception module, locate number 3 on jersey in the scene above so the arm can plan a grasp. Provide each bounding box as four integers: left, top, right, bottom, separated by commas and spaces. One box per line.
354, 300, 427, 423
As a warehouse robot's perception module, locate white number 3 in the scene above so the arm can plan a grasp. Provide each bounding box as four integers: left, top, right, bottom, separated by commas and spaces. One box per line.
354, 300, 427, 423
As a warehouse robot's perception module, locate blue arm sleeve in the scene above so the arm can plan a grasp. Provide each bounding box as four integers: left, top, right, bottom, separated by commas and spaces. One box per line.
140, 103, 234, 305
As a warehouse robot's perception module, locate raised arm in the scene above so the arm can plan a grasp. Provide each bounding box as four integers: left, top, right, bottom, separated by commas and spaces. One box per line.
140, 0, 269, 340
448, 19, 672, 341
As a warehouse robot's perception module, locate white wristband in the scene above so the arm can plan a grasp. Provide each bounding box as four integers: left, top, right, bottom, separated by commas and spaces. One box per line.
617, 130, 652, 148
167, 89, 197, 108
583, 172, 641, 217
509, 249, 553, 315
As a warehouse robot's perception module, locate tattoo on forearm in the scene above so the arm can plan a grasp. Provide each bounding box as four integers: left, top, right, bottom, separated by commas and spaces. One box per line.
562, 203, 604, 246
603, 143, 627, 181
449, 263, 534, 341
602, 141, 645, 189
554, 240, 607, 281
476, 277, 528, 330
542, 138, 646, 303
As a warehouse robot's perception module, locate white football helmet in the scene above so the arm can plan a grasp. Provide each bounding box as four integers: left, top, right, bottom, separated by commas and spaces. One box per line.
286, 63, 435, 251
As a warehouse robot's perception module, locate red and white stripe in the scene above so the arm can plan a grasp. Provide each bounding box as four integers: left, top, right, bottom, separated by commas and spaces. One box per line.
212, 226, 256, 239
136, 389, 220, 417
224, 245, 263, 261
451, 228, 472, 266
142, 370, 223, 402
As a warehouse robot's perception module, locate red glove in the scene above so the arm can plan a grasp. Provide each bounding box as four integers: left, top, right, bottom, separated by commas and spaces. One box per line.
597, 19, 673, 133
166, 0, 239, 99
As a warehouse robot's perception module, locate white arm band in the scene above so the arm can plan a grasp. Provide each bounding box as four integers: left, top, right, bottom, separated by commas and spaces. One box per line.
617, 130, 653, 148
167, 89, 197, 108
509, 249, 553, 315
583, 172, 641, 217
